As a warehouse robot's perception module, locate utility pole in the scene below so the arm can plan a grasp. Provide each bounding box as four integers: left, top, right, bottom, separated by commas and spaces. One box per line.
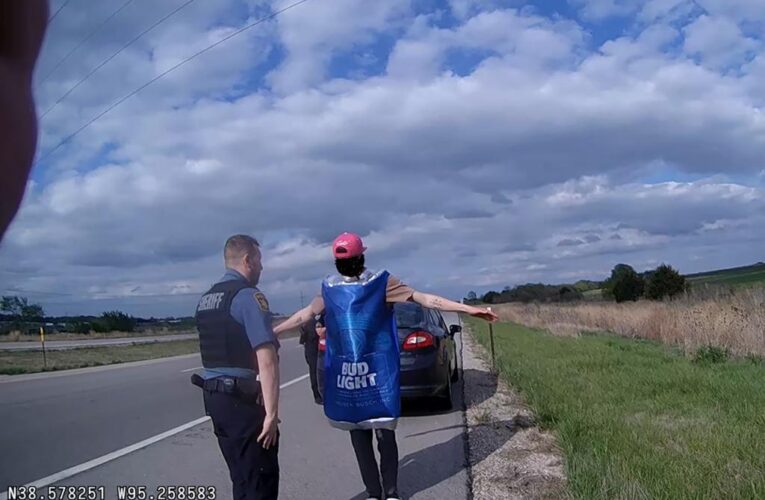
300, 290, 305, 309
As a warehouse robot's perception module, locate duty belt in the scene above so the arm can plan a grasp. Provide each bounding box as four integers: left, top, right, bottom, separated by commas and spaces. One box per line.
190, 373, 263, 405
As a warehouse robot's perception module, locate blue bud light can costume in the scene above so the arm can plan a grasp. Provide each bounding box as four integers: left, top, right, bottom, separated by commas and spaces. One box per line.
321, 269, 400, 430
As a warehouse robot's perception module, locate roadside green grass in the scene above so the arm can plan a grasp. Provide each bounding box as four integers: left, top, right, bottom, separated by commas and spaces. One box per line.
467, 319, 765, 500
0, 329, 196, 342
0, 340, 199, 375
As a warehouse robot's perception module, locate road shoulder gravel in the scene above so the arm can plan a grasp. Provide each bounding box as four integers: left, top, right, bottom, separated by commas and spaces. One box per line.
461, 324, 568, 499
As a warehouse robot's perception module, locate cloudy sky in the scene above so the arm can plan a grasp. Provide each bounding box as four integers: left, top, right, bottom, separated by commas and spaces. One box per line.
1, 0, 764, 317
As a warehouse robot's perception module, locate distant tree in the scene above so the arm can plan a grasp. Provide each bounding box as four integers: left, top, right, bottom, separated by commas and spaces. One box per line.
1, 296, 45, 333
1, 296, 44, 318
466, 291, 477, 301
645, 264, 687, 300
92, 321, 109, 333
482, 291, 500, 304
603, 264, 645, 303
99, 311, 136, 332
558, 286, 582, 302
71, 321, 92, 334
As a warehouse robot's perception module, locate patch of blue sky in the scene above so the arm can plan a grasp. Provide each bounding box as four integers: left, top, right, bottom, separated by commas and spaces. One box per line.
327, 33, 399, 81
73, 141, 122, 172
186, 1, 291, 102
31, 141, 122, 187
521, 0, 578, 21
717, 172, 765, 187
443, 46, 496, 76
637, 164, 763, 187
428, 0, 649, 51
639, 168, 708, 185
412, 0, 459, 29
225, 43, 284, 100
739, 20, 765, 41
524, 1, 703, 52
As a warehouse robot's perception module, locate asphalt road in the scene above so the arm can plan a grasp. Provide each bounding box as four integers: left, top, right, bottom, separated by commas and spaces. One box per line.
0, 334, 197, 351
0, 314, 468, 499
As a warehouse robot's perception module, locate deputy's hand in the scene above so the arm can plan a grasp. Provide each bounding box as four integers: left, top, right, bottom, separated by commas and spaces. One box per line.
469, 306, 499, 322
316, 325, 326, 338
258, 414, 279, 450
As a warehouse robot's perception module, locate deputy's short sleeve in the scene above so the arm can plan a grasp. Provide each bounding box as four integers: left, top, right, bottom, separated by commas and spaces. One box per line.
386, 275, 416, 303
230, 288, 279, 350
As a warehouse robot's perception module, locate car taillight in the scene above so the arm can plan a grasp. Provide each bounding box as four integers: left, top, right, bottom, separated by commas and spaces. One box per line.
318, 337, 326, 352
403, 331, 435, 351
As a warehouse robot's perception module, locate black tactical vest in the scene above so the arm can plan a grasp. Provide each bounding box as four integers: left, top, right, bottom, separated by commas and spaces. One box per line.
195, 279, 257, 373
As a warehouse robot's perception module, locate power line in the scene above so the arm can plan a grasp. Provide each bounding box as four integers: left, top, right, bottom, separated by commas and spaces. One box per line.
38, 0, 135, 86
48, 0, 73, 24
35, 0, 312, 166
40, 0, 198, 120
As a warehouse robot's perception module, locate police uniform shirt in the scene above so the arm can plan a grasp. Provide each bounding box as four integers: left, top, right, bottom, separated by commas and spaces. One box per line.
201, 269, 279, 380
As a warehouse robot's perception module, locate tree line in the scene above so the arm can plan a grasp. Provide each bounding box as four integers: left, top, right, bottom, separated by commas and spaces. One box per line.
465, 263, 687, 305
1, 296, 137, 334
601, 263, 687, 303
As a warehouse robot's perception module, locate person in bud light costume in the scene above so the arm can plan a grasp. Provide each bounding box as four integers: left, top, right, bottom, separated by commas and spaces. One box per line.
275, 232, 498, 500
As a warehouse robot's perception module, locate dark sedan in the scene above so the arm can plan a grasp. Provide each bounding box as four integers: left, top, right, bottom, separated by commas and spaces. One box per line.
317, 302, 460, 408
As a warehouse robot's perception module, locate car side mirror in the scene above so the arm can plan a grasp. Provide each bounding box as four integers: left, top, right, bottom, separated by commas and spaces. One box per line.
449, 324, 462, 336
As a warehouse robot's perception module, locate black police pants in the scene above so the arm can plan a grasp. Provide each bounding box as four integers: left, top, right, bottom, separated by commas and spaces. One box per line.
203, 391, 279, 500
350, 429, 399, 499
303, 336, 321, 402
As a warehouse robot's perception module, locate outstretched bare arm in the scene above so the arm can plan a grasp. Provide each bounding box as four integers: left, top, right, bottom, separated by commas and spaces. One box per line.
273, 296, 325, 335
412, 291, 498, 322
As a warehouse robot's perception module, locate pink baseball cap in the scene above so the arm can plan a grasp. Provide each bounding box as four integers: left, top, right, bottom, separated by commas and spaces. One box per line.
333, 232, 367, 259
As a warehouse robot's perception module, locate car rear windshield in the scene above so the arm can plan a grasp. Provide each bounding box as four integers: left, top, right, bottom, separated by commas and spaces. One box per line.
394, 303, 425, 328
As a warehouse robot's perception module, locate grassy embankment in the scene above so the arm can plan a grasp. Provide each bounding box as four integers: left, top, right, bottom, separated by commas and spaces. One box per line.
466, 318, 765, 499
686, 263, 765, 287
490, 286, 765, 358
0, 329, 195, 342
0, 340, 200, 375
0, 319, 301, 375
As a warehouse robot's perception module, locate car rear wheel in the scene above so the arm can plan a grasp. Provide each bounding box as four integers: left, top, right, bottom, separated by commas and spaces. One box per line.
437, 367, 453, 410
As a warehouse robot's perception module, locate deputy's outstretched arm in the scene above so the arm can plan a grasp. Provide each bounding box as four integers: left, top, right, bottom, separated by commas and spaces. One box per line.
412, 291, 498, 322
255, 343, 279, 449
273, 296, 325, 335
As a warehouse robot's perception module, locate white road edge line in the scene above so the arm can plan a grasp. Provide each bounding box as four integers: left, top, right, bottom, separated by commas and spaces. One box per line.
280, 373, 309, 389
0, 373, 310, 500
180, 366, 203, 373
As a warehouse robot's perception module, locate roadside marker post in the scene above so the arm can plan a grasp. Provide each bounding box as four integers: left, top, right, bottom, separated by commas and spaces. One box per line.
488, 308, 496, 373
40, 326, 48, 369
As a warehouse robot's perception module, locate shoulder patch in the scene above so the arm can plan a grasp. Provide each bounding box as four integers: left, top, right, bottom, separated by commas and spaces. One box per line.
253, 292, 270, 312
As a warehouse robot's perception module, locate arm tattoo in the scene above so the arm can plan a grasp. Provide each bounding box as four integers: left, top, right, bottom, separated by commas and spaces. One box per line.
432, 297, 444, 308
